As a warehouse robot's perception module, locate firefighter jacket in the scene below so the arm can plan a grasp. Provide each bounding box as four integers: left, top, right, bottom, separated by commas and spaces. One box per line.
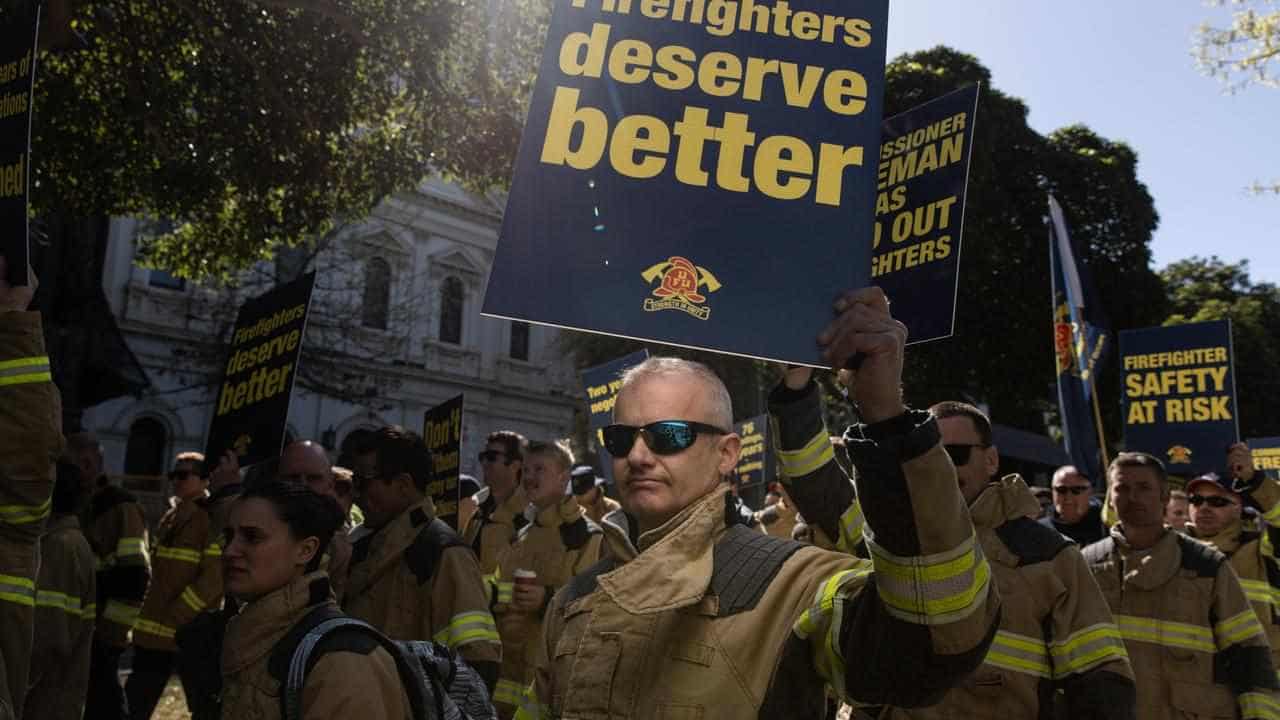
1186, 473, 1280, 672
327, 527, 352, 603
755, 498, 799, 540
465, 486, 529, 574
0, 310, 60, 720
26, 514, 96, 720
344, 498, 502, 683
491, 496, 603, 712
883, 476, 1135, 720
176, 481, 241, 623
83, 480, 151, 648
134, 497, 220, 651
514, 395, 999, 719
1083, 526, 1280, 720
581, 492, 621, 527
221, 571, 410, 720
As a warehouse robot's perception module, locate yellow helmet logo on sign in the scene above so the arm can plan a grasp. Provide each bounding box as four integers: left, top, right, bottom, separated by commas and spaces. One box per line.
641, 256, 721, 321
1167, 445, 1193, 465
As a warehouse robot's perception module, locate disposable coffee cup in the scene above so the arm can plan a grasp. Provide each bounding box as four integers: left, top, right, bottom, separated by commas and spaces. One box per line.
513, 569, 538, 588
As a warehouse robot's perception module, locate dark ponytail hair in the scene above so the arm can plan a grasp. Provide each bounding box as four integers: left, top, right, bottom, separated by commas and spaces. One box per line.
238, 480, 345, 572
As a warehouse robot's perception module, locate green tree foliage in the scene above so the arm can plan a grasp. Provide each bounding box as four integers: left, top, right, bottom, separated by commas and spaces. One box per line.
21, 0, 534, 279
1161, 256, 1280, 438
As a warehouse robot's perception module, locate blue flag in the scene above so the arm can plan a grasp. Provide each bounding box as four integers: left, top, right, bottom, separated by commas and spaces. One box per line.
1049, 195, 1109, 486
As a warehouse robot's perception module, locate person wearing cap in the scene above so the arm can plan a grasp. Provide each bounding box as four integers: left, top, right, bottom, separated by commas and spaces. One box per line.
1184, 442, 1280, 670
465, 431, 530, 574
1041, 465, 1107, 546
1083, 451, 1278, 719
571, 465, 619, 525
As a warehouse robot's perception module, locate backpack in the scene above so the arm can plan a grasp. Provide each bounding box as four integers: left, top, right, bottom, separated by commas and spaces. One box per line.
268, 603, 496, 720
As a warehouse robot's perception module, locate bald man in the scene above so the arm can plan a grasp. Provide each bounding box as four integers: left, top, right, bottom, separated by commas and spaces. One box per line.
278, 441, 351, 600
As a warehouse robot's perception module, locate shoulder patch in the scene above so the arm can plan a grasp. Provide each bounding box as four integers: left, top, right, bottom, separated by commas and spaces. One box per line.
1080, 537, 1116, 567
404, 518, 468, 585
995, 517, 1073, 567
1176, 534, 1226, 578
559, 517, 602, 550
711, 525, 806, 617
562, 557, 619, 605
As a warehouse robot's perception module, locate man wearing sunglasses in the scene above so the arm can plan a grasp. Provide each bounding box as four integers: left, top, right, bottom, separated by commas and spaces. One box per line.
1183, 443, 1280, 671
464, 431, 531, 574
1082, 452, 1278, 720
1041, 465, 1107, 546
278, 440, 352, 601
515, 288, 1000, 719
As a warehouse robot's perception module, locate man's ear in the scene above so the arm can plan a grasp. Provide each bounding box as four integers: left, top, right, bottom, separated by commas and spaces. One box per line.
983, 445, 1000, 478
716, 434, 743, 476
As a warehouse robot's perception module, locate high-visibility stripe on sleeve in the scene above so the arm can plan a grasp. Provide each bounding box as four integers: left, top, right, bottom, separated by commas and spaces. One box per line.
432, 610, 500, 648
81, 602, 97, 620
1216, 608, 1267, 649
135, 619, 176, 639
496, 581, 514, 604
102, 600, 140, 628
115, 537, 147, 560
494, 678, 526, 708
180, 586, 207, 613
35, 589, 85, 617
513, 685, 553, 720
1050, 622, 1129, 678
0, 495, 51, 526
1239, 578, 1279, 609
0, 356, 52, 387
778, 430, 835, 479
203, 542, 222, 558
1115, 614, 1215, 653
835, 500, 865, 554
1262, 501, 1280, 526
984, 630, 1051, 679
1241, 691, 1280, 720
0, 574, 36, 607
865, 532, 992, 625
793, 562, 875, 698
155, 546, 202, 564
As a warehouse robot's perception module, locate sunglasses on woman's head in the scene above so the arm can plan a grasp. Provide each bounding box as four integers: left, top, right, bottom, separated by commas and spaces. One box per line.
602, 420, 729, 457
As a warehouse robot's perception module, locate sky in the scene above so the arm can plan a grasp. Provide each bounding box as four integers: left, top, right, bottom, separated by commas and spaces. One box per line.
886, 1, 1280, 284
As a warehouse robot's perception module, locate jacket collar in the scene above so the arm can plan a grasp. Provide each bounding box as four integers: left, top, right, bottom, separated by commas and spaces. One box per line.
532, 495, 584, 529
347, 498, 436, 595
1110, 525, 1181, 590
969, 474, 1040, 531
597, 485, 729, 615
222, 572, 332, 674
1189, 519, 1245, 555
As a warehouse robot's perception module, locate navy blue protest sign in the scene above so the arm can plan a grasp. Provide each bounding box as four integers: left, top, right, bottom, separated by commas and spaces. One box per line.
205, 273, 316, 467
583, 350, 649, 481
874, 84, 979, 344
485, 0, 890, 366
0, 4, 39, 286
1249, 438, 1280, 482
423, 394, 465, 529
1120, 320, 1237, 476
733, 413, 773, 508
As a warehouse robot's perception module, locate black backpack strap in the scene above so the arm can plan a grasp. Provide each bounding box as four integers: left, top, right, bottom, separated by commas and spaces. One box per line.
406, 518, 470, 585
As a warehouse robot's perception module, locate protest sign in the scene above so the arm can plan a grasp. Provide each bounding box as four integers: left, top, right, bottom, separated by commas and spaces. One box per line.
484, 0, 890, 366
874, 84, 979, 343
1120, 320, 1237, 476
0, 4, 39, 286
582, 349, 649, 481
205, 273, 315, 466
1249, 437, 1280, 482
423, 394, 464, 529
734, 413, 773, 508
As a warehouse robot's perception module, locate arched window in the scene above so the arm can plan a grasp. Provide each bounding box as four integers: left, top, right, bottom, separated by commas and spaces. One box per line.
510, 321, 530, 361
124, 418, 168, 476
439, 276, 464, 344
362, 257, 392, 330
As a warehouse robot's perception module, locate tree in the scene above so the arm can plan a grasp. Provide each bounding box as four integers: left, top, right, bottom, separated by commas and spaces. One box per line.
1161, 256, 1280, 438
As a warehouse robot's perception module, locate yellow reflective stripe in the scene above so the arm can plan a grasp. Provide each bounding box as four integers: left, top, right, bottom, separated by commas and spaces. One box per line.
81, 602, 97, 619
1239, 578, 1278, 607
1264, 502, 1280, 525
791, 564, 874, 698
180, 586, 206, 613
102, 600, 140, 627
203, 542, 222, 557
984, 630, 1051, 678
0, 371, 52, 386
1116, 614, 1215, 653
835, 500, 864, 554
0, 356, 52, 387
0, 356, 50, 372
115, 537, 147, 558
0, 574, 36, 607
867, 533, 993, 625
1050, 623, 1129, 677
514, 685, 553, 720
494, 678, 526, 707
135, 619, 176, 639
1241, 691, 1280, 720
155, 546, 202, 564
0, 495, 51, 525
496, 581, 514, 604
778, 430, 835, 479
35, 589, 84, 617
1216, 608, 1266, 648
433, 610, 499, 648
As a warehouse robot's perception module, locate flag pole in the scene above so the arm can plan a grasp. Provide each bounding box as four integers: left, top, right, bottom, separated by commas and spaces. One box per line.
1090, 382, 1111, 469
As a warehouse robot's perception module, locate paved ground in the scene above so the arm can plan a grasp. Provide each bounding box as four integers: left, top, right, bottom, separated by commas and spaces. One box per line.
150, 678, 191, 720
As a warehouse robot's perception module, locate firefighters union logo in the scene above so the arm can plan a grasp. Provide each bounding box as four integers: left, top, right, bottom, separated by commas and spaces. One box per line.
1167, 445, 1193, 465
641, 256, 721, 320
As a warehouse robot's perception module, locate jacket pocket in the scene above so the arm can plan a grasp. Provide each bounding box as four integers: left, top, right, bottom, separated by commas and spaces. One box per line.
1168, 681, 1236, 720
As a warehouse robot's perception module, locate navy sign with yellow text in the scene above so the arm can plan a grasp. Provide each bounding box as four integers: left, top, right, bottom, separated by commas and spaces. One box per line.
0, 4, 39, 286
484, 0, 890, 365
1249, 437, 1280, 482
1120, 320, 1238, 477
423, 395, 465, 529
583, 350, 650, 482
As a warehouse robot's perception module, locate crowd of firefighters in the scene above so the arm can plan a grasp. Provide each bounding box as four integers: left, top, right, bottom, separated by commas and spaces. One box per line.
2, 258, 1279, 720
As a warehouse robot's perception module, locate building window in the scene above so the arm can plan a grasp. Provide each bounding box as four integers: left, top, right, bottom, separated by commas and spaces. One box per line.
148, 270, 185, 291
440, 276, 464, 344
510, 321, 530, 361
124, 418, 168, 476
362, 257, 391, 330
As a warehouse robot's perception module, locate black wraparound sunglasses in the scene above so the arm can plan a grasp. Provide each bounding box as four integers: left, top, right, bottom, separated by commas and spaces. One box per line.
602, 420, 729, 457
1053, 486, 1091, 496
943, 443, 989, 467
1188, 494, 1236, 508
